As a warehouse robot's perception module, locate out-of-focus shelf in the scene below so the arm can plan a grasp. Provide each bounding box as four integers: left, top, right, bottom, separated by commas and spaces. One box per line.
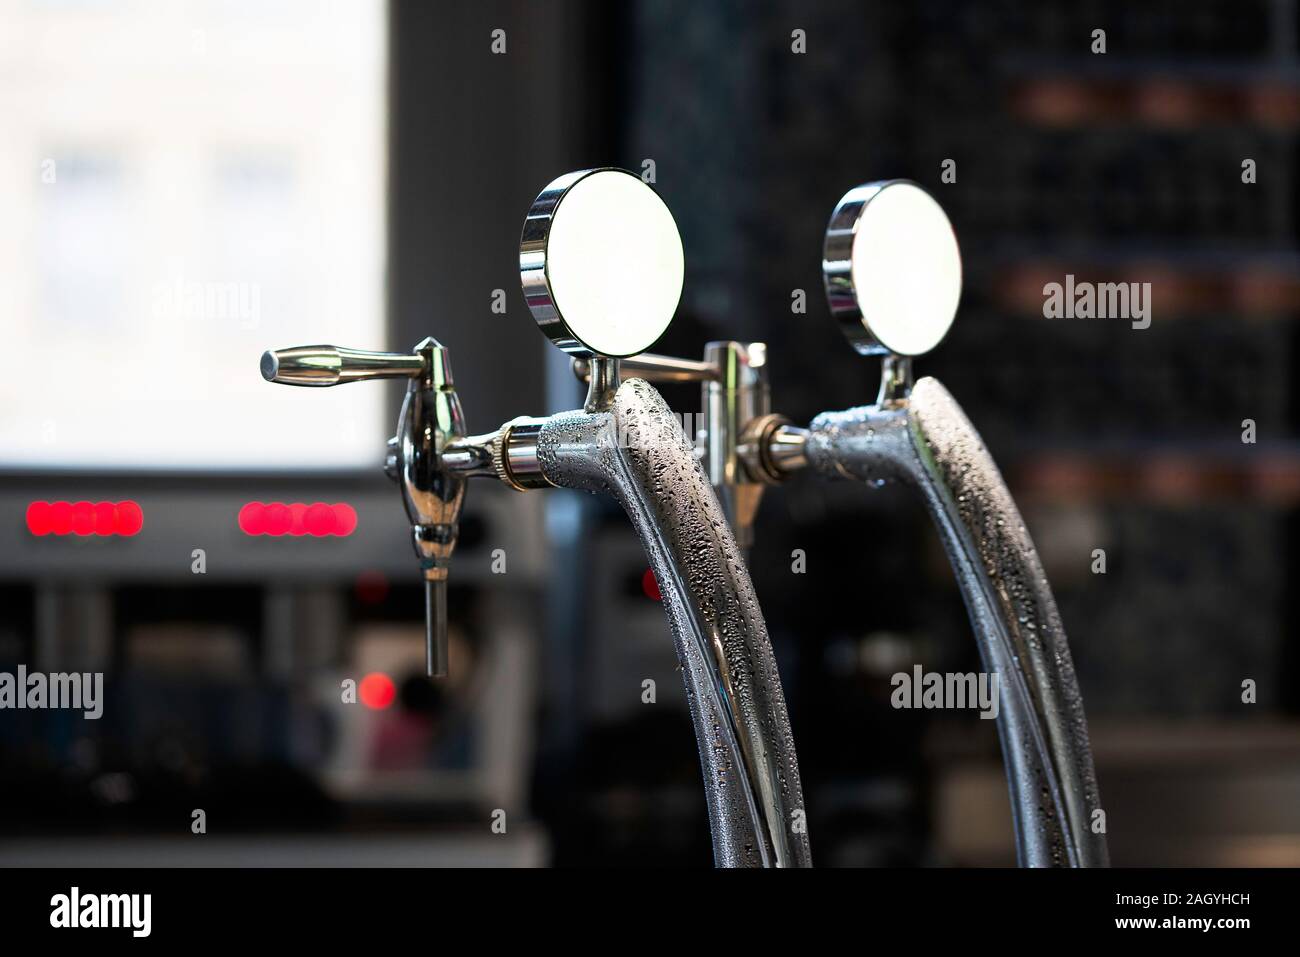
324, 769, 498, 805
929, 717, 1300, 761
1002, 58, 1300, 130
984, 245, 1300, 271
1089, 718, 1300, 765
0, 478, 548, 584
931, 719, 1300, 866
1004, 55, 1300, 86
985, 256, 1300, 319
1007, 446, 1300, 505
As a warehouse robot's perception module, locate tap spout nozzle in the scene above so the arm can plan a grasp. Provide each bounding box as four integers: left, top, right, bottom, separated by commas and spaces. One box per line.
424, 574, 448, 678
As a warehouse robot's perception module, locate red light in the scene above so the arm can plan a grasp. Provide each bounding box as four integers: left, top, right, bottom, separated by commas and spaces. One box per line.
237, 502, 262, 535
115, 502, 144, 536
359, 672, 396, 709
94, 501, 116, 536
303, 502, 334, 536
239, 502, 357, 537
641, 567, 662, 601
25, 502, 50, 536
26, 501, 142, 537
50, 501, 72, 535
332, 503, 358, 536
264, 502, 292, 536
71, 501, 94, 535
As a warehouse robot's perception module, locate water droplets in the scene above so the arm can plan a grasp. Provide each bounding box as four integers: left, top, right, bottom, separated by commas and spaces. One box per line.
535, 378, 809, 866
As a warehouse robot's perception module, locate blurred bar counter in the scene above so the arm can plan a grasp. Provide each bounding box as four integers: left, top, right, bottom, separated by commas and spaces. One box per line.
0, 827, 549, 867
933, 719, 1300, 866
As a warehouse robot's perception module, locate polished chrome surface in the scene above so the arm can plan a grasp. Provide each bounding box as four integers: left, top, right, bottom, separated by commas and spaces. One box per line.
262, 346, 810, 862
535, 377, 811, 868
701, 341, 770, 552
520, 168, 586, 352
764, 422, 809, 474
398, 337, 468, 677
440, 418, 554, 490
573, 352, 716, 384
520, 167, 683, 359
583, 355, 620, 413
439, 430, 498, 479
803, 377, 1107, 867
499, 419, 552, 490
877, 354, 914, 407
517, 171, 807, 865
251, 168, 814, 866
572, 342, 773, 549
615, 180, 1103, 866
739, 415, 807, 482
823, 180, 961, 357
260, 337, 466, 678
709, 178, 1103, 865
260, 344, 425, 386
425, 578, 448, 677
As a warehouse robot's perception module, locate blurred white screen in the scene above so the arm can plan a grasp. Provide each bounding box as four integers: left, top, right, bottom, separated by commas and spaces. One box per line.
0, 0, 387, 469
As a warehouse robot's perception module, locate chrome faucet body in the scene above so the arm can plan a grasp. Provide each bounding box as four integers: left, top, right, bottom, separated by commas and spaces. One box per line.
800, 375, 1106, 866
260, 339, 465, 677
259, 167, 812, 867
533, 377, 810, 867
575, 340, 774, 554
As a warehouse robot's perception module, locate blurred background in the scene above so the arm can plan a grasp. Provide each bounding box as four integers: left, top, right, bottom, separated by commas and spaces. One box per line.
1, 0, 1297, 866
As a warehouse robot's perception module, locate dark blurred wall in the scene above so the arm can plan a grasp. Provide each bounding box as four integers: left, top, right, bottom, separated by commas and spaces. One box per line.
621, 0, 1295, 719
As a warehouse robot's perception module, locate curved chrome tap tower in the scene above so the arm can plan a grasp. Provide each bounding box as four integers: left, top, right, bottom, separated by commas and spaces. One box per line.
574, 180, 1108, 867
260, 169, 811, 868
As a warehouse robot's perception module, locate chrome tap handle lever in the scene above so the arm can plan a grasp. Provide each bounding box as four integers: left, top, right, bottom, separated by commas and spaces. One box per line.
260, 345, 426, 387
260, 338, 465, 677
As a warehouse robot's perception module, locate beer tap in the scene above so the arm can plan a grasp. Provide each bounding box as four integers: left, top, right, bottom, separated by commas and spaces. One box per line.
261, 340, 465, 677
261, 168, 812, 867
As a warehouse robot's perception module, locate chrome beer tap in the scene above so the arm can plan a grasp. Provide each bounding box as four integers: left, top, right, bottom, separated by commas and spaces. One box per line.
262, 168, 812, 868
572, 340, 772, 556
575, 180, 1108, 868
260, 339, 464, 677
